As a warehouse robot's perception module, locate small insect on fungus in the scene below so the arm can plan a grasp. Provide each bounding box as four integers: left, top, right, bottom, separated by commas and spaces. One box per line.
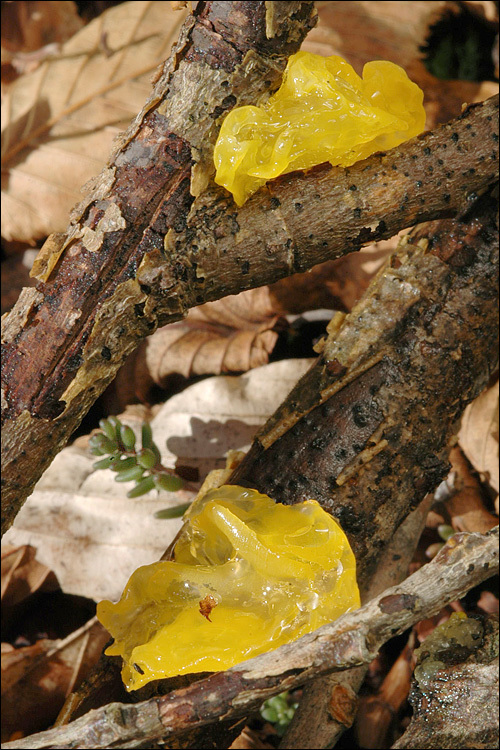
199, 594, 218, 622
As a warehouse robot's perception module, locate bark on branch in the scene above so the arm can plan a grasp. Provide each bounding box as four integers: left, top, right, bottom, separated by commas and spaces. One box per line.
1, 0, 317, 533
231, 190, 499, 583
53, 180, 499, 745
1, 25, 498, 531
2, 527, 497, 750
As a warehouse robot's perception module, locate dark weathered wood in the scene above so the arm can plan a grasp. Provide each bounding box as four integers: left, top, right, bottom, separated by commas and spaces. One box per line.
1, 0, 317, 533
2, 527, 497, 750
231, 190, 499, 583
2, 92, 498, 534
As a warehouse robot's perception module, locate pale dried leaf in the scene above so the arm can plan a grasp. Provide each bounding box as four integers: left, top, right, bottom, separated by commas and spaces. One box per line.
1, 617, 108, 742
305, 1, 499, 129
3, 359, 313, 600
1, 0, 186, 243
459, 380, 499, 493
141, 288, 283, 385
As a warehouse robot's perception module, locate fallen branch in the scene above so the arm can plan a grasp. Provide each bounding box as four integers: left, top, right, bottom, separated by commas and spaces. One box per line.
1, 0, 318, 533
232, 190, 499, 583
1, 65, 498, 531
2, 527, 497, 750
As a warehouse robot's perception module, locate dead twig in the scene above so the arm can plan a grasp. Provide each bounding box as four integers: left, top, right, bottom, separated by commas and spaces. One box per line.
2, 527, 497, 750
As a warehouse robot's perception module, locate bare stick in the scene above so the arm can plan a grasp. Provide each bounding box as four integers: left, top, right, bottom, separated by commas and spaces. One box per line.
2, 527, 497, 750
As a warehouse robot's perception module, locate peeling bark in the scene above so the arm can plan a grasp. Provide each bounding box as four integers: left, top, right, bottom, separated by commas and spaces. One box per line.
1, 0, 318, 533
2, 527, 497, 750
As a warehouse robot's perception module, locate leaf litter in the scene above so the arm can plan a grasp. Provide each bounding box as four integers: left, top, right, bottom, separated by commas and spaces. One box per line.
1, 0, 498, 747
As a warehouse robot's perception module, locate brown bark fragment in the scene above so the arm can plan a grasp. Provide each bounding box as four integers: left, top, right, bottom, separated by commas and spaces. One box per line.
379, 594, 419, 615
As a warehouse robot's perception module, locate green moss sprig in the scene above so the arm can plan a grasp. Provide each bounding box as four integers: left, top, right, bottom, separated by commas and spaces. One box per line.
89, 417, 185, 508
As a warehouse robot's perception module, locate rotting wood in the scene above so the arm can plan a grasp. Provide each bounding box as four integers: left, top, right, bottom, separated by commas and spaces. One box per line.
2, 91, 498, 535
0, 0, 318, 534
392, 616, 499, 749
231, 190, 499, 583
1, 527, 497, 750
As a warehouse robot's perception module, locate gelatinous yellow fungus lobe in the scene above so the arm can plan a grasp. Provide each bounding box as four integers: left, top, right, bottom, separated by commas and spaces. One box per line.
214, 50, 426, 205
97, 485, 360, 691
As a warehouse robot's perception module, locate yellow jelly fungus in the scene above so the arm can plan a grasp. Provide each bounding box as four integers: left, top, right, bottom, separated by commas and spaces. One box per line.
97, 485, 360, 691
214, 50, 426, 206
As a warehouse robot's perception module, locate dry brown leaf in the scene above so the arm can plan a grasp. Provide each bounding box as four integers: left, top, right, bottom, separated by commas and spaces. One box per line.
269, 238, 402, 316
445, 446, 498, 532
1, 0, 187, 243
1, 1, 83, 62
1, 617, 109, 742
304, 1, 499, 129
459, 380, 499, 494
139, 288, 285, 388
306, 1, 452, 70
1, 544, 58, 610
112, 246, 396, 407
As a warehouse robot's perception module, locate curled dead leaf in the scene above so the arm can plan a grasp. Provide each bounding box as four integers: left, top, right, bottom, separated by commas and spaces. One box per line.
1, 544, 58, 611
269, 240, 399, 315
1, 617, 109, 742
459, 380, 499, 494
446, 446, 498, 532
121, 287, 285, 402
1, 1, 187, 243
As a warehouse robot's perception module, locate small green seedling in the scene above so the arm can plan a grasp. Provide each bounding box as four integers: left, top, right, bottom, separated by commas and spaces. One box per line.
89, 417, 185, 514
260, 691, 299, 737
